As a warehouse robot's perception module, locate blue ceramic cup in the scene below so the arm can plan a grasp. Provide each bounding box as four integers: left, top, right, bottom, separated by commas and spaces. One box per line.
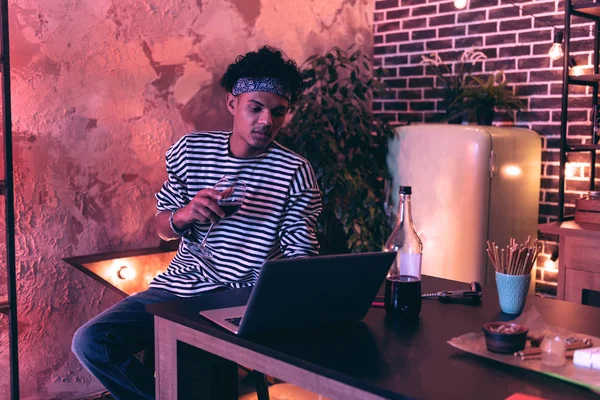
495, 271, 530, 314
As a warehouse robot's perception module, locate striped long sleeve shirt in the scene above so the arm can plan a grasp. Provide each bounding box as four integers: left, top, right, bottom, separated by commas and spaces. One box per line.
150, 131, 322, 297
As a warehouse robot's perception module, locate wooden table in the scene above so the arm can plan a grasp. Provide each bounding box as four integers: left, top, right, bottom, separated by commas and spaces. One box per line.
539, 221, 600, 303
147, 276, 600, 400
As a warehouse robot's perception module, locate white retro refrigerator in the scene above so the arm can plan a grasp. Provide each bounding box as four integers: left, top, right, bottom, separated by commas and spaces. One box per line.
386, 124, 542, 287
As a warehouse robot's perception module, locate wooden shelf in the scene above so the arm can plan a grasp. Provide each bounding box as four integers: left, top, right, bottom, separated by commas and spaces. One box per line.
574, 3, 600, 19
539, 221, 600, 240
568, 144, 600, 152
561, 2, 600, 221
569, 74, 600, 85
63, 246, 176, 297
0, 295, 8, 313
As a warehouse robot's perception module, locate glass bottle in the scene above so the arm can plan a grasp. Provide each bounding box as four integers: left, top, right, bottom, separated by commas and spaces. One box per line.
383, 186, 423, 318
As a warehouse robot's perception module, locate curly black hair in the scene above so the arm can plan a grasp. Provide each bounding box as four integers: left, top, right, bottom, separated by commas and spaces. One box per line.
220, 45, 303, 104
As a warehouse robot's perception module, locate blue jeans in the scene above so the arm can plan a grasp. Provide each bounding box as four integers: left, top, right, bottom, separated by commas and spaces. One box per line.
72, 288, 180, 400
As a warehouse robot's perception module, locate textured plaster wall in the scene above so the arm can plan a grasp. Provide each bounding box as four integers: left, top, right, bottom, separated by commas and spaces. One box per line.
0, 0, 372, 398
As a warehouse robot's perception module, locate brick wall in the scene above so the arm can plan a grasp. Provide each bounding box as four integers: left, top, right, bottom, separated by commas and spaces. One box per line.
373, 0, 600, 296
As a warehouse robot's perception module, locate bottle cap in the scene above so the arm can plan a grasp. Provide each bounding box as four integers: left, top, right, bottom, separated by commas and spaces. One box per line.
398, 186, 412, 195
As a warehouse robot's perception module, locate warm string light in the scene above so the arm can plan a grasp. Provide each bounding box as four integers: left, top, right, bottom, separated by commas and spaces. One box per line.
568, 57, 586, 76
544, 258, 558, 271
544, 248, 559, 272
565, 163, 577, 178
570, 65, 586, 76
109, 259, 163, 283
548, 30, 564, 61
564, 152, 581, 178
454, 0, 468, 9
117, 265, 136, 280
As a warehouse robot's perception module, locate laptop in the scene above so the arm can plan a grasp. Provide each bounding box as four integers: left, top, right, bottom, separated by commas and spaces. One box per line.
199, 251, 396, 335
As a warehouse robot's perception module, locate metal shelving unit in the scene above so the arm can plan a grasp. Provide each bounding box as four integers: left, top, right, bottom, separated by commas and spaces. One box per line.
0, 0, 19, 397
559, 1, 600, 221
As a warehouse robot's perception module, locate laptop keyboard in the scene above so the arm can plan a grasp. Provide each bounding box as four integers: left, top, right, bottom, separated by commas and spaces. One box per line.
225, 317, 243, 327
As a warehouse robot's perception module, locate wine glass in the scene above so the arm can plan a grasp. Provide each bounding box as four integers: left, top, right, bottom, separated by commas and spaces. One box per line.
187, 176, 247, 259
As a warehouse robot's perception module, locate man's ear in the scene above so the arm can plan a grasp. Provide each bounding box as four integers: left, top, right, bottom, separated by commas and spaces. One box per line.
226, 93, 236, 115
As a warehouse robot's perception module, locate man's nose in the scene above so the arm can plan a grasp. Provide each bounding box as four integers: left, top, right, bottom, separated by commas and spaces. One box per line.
258, 111, 273, 126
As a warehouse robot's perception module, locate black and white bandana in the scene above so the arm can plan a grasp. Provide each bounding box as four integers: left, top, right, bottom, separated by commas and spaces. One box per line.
231, 77, 291, 101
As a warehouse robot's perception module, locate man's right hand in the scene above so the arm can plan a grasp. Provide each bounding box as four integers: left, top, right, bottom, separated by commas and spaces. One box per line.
174, 188, 227, 226
156, 188, 230, 241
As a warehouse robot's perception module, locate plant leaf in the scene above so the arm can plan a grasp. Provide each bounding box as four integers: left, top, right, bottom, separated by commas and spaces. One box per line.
278, 46, 395, 254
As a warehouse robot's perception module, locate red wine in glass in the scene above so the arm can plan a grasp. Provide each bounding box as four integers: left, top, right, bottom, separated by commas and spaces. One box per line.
219, 201, 242, 217
187, 176, 247, 258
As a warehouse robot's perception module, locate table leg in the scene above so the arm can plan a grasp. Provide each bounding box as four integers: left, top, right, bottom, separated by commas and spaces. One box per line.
155, 316, 178, 400
155, 316, 238, 400
178, 341, 238, 400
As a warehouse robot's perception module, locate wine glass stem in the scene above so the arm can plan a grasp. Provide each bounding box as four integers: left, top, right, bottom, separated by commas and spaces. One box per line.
197, 222, 216, 251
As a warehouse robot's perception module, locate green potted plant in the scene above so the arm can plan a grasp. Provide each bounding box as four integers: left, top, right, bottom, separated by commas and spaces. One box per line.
421, 48, 487, 124
456, 72, 525, 126
278, 46, 395, 254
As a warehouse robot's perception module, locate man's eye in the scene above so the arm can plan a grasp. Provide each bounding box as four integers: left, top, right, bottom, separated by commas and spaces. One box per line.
273, 110, 285, 117
250, 107, 261, 112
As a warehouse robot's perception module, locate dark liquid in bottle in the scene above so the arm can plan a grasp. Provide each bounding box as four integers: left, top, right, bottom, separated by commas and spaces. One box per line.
220, 202, 242, 217
384, 275, 422, 318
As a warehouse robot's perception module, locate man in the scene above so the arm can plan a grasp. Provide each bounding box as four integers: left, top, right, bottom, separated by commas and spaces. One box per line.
72, 46, 322, 400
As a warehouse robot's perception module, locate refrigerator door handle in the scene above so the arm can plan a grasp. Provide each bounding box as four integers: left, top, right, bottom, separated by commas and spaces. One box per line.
489, 150, 496, 179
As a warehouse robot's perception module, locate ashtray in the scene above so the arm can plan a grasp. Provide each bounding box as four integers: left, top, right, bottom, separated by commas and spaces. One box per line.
482, 322, 529, 354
